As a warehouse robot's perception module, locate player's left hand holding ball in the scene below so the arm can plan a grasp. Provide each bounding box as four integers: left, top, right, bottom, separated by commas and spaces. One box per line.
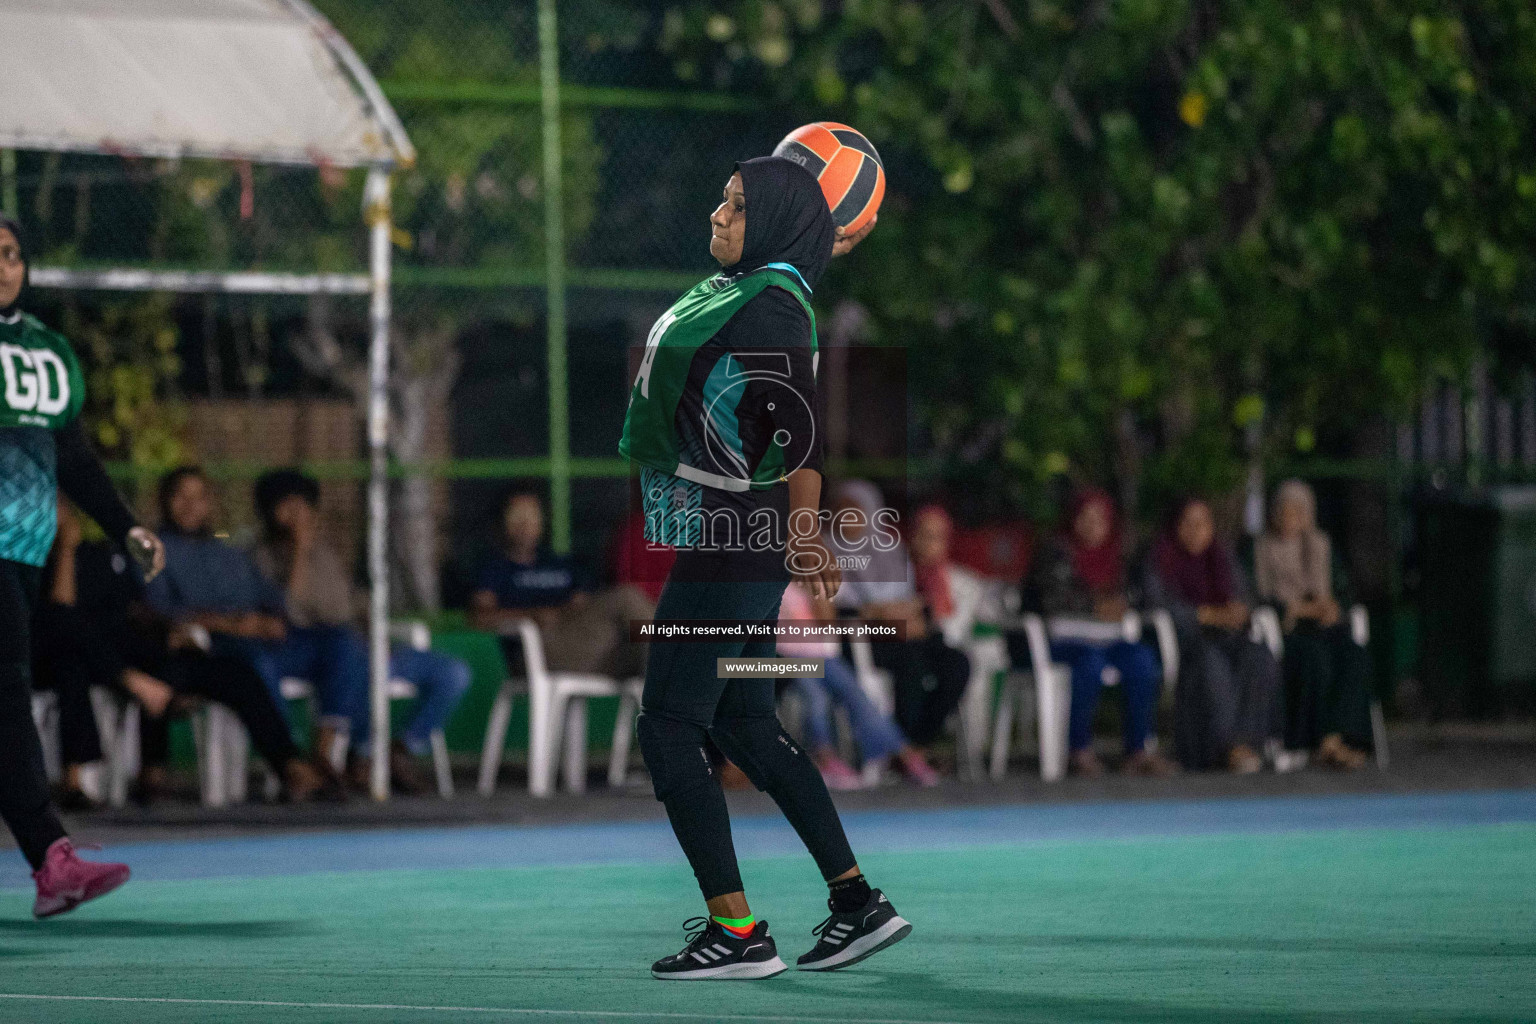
127, 525, 166, 582
832, 215, 877, 257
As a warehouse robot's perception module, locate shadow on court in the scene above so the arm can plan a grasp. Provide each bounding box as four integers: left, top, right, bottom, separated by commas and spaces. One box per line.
0, 919, 308, 939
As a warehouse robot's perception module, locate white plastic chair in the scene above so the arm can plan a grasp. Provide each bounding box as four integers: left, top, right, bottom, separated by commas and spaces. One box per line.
477, 618, 638, 798
607, 674, 647, 789
989, 613, 1073, 782
989, 607, 1154, 782
29, 685, 141, 807
99, 687, 142, 808
945, 574, 1008, 782
1145, 609, 1180, 686
955, 631, 1008, 781
189, 700, 251, 806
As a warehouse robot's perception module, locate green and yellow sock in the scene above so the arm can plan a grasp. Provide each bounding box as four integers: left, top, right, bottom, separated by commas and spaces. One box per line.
712, 914, 755, 939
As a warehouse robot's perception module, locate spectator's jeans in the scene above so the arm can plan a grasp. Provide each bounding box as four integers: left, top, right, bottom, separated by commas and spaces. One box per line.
224, 625, 369, 743
230, 627, 471, 754
388, 647, 472, 756
792, 656, 907, 762
1049, 639, 1161, 755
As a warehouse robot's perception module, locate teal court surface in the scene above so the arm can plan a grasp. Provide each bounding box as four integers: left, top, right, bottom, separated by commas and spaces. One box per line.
1, 790, 1533, 1023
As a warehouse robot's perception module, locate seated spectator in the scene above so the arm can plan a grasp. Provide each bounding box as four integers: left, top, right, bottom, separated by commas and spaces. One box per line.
1016, 489, 1171, 776
40, 502, 337, 804
251, 469, 473, 795
1145, 497, 1282, 774
145, 466, 369, 783
470, 489, 652, 679
1256, 480, 1371, 769
778, 580, 937, 789
828, 481, 969, 759
910, 504, 996, 647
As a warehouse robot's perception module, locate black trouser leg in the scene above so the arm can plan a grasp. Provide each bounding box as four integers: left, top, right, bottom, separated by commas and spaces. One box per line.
0, 561, 67, 870
637, 550, 854, 901
638, 709, 743, 899
0, 663, 66, 869
165, 652, 301, 773
1322, 623, 1374, 750
35, 666, 104, 768
710, 640, 856, 884
31, 603, 106, 767
140, 712, 171, 769
637, 553, 747, 900
876, 635, 970, 747
54, 675, 103, 768
1282, 626, 1327, 749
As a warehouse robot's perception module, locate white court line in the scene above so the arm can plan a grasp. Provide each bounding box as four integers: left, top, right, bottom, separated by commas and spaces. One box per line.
0, 994, 971, 1024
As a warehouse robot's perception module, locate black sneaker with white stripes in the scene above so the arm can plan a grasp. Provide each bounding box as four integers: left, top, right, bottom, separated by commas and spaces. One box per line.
796, 888, 912, 971
651, 917, 788, 980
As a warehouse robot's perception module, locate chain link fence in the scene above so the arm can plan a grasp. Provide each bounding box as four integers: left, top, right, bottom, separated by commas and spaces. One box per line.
2, 1, 818, 613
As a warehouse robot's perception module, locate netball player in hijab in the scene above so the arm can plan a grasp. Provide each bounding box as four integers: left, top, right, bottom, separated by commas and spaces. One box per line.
621, 158, 908, 979
0, 215, 165, 917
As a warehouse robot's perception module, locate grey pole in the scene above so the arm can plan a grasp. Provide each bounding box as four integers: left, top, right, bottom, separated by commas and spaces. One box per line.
538, 0, 570, 553
365, 167, 393, 801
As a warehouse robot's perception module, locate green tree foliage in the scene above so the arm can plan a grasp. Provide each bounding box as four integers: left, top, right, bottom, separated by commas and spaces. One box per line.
65, 296, 186, 470
317, 0, 600, 275
662, 0, 1536, 514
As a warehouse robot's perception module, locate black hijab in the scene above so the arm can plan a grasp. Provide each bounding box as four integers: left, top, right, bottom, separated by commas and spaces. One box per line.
731, 156, 835, 291
0, 214, 28, 318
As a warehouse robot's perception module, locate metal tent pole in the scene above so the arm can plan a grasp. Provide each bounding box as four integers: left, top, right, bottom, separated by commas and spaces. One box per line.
364, 167, 393, 801
538, 0, 570, 553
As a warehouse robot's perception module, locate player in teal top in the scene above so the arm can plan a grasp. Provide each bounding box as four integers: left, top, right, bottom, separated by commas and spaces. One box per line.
0, 214, 166, 918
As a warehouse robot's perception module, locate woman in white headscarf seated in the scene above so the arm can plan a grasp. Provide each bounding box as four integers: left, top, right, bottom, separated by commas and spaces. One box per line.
827, 480, 970, 765
1255, 479, 1371, 769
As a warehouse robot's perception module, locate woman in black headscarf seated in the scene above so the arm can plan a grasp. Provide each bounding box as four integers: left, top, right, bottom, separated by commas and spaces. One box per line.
619, 156, 911, 980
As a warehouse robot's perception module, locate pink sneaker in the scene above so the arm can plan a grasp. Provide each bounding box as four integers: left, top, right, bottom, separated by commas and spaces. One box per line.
32, 838, 130, 919
817, 754, 864, 791
897, 750, 941, 788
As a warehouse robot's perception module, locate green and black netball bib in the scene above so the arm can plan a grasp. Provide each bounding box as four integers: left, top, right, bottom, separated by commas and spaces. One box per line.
0, 312, 87, 566
0, 312, 85, 430
619, 265, 814, 492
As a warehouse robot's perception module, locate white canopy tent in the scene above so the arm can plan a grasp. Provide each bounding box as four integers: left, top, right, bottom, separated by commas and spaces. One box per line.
0, 0, 416, 800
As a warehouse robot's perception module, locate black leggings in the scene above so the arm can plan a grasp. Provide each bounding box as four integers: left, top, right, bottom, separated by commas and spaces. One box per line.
0, 559, 69, 869
638, 549, 857, 900
32, 602, 108, 768
140, 651, 301, 772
